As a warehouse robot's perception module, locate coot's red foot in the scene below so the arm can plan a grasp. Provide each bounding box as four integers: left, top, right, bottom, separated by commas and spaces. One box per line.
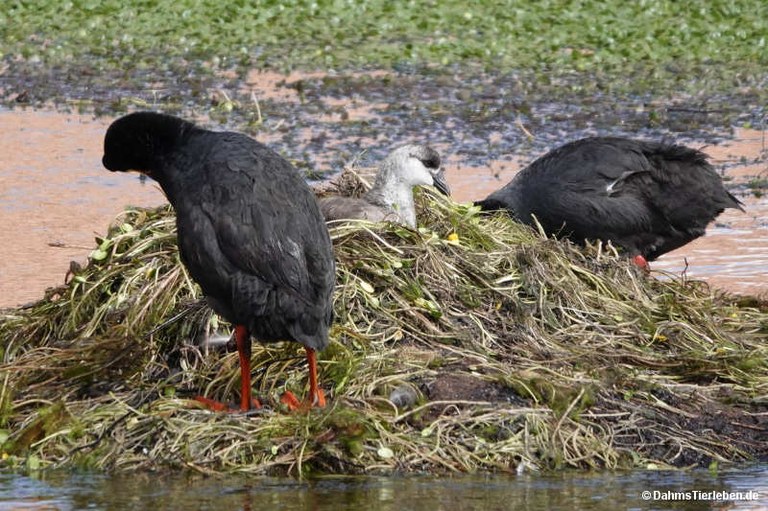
280, 389, 326, 412
313, 388, 327, 408
632, 254, 650, 272
194, 395, 262, 413
280, 391, 301, 410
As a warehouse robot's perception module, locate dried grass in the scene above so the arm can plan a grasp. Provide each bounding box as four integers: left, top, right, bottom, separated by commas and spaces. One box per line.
1, 170, 766, 475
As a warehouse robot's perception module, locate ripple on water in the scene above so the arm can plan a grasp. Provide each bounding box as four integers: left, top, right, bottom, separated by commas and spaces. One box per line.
1, 466, 767, 510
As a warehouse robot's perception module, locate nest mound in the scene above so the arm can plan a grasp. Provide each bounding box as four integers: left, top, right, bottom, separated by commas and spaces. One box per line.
1, 171, 766, 475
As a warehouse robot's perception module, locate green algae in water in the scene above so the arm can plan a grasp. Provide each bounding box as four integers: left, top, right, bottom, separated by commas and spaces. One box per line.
2, 0, 767, 91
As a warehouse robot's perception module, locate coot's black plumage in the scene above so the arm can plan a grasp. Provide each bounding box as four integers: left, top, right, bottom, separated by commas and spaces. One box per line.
102, 112, 335, 411
477, 137, 744, 267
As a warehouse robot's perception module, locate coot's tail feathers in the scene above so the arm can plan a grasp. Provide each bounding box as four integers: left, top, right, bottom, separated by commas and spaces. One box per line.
650, 141, 710, 166
645, 140, 745, 213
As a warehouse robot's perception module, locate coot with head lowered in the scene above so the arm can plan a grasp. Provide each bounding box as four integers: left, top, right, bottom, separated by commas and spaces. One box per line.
320, 144, 450, 227
477, 137, 744, 268
102, 112, 335, 412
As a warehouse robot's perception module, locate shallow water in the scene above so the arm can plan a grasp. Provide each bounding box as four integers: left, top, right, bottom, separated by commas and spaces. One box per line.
0, 106, 765, 309
1, 465, 766, 510
0, 108, 166, 308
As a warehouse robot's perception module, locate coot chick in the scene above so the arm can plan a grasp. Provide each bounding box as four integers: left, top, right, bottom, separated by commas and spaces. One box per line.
319, 144, 450, 227
477, 137, 744, 268
102, 112, 335, 412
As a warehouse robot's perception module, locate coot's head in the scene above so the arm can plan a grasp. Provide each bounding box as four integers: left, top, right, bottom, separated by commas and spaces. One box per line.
102, 112, 190, 177
386, 144, 450, 196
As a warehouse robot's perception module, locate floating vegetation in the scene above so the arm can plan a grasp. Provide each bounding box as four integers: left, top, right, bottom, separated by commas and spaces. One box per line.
4, 1, 767, 83
0, 172, 766, 475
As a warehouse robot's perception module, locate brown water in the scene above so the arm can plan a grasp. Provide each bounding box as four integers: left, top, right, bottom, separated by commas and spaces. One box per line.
0, 109, 765, 309
2, 466, 767, 510
0, 109, 166, 308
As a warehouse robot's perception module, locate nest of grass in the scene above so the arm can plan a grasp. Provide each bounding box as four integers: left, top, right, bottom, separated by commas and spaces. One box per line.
1, 169, 766, 476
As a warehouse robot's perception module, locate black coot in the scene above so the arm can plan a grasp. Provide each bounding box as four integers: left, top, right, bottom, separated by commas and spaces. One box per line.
102, 112, 335, 412
477, 137, 744, 268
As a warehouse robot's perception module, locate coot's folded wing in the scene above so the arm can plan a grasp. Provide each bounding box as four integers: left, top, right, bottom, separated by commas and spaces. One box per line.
194, 134, 334, 308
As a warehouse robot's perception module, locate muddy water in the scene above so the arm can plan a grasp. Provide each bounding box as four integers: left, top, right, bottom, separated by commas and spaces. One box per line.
0, 108, 765, 309
0, 108, 166, 308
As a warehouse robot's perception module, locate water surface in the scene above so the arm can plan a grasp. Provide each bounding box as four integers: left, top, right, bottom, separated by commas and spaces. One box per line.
1, 465, 767, 510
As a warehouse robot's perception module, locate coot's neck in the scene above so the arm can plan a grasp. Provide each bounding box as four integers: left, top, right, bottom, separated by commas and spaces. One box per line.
147, 121, 199, 203
364, 163, 417, 227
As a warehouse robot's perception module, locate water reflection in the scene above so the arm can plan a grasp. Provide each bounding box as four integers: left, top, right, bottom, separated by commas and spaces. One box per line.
2, 465, 766, 511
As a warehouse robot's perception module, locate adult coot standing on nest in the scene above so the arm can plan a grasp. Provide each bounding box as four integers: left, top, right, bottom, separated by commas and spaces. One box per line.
319, 144, 450, 227
477, 137, 744, 269
102, 112, 335, 412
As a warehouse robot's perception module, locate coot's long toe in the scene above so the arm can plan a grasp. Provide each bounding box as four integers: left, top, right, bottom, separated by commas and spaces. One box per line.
102, 111, 335, 412
477, 137, 744, 268
320, 144, 449, 227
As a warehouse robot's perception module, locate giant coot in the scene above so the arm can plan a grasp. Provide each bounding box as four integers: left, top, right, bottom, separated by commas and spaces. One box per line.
477, 137, 744, 268
102, 112, 335, 412
320, 144, 450, 227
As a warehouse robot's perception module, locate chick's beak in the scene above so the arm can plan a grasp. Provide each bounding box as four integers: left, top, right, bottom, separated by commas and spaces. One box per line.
432, 168, 451, 196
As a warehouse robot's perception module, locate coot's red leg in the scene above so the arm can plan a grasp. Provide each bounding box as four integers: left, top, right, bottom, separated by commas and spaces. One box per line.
235, 325, 256, 411
633, 254, 650, 271
280, 347, 326, 411
194, 325, 261, 412
306, 348, 326, 407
